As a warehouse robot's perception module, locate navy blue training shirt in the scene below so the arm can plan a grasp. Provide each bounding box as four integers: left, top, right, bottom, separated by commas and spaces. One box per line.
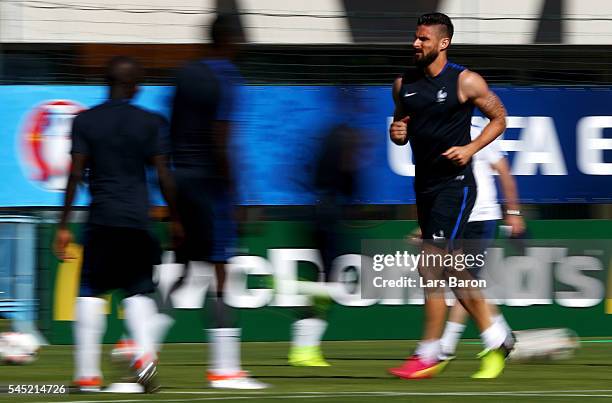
399, 62, 475, 192
170, 59, 242, 178
70, 99, 166, 229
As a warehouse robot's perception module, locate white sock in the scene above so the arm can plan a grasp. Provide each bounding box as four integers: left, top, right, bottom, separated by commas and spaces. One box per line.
291, 318, 328, 348
494, 314, 512, 335
74, 297, 106, 379
151, 313, 174, 353
415, 339, 440, 363
209, 328, 241, 375
481, 321, 507, 350
440, 321, 466, 355
123, 295, 158, 361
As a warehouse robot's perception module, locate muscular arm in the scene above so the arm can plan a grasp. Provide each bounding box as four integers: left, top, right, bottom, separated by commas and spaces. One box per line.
443, 71, 506, 166
390, 77, 410, 146
459, 70, 507, 153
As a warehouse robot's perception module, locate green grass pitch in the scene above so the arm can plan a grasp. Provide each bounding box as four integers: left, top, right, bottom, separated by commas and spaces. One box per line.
1, 340, 611, 402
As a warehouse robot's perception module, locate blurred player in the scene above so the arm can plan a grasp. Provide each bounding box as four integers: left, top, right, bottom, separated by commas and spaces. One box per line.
388, 13, 512, 379
288, 111, 363, 367
54, 56, 183, 392
439, 129, 524, 359
169, 15, 266, 389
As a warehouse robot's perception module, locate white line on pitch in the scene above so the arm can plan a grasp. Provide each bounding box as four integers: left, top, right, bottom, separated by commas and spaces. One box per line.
33, 390, 612, 403
158, 389, 612, 395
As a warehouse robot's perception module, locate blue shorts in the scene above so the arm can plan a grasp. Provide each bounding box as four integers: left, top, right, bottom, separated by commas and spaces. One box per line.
416, 180, 477, 251
175, 174, 237, 263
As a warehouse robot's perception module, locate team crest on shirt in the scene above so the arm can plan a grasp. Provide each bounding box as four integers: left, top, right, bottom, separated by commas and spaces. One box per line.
19, 100, 84, 191
436, 88, 448, 103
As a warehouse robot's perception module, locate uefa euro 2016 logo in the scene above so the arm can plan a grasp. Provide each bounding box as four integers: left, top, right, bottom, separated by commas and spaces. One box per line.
19, 100, 84, 191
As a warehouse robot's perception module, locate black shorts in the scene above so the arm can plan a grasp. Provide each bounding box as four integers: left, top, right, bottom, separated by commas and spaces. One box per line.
174, 173, 236, 264
80, 224, 161, 297
416, 180, 476, 251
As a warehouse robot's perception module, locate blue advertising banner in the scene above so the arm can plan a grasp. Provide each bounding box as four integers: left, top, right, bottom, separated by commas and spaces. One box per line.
0, 85, 610, 206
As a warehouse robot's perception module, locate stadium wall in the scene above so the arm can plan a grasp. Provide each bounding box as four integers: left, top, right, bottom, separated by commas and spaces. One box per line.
1, 0, 612, 44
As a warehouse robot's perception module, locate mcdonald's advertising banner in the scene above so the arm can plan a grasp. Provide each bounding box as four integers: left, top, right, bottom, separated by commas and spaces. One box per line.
38, 219, 612, 344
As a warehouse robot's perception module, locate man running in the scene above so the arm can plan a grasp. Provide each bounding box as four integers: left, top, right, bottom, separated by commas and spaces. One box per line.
388, 12, 512, 379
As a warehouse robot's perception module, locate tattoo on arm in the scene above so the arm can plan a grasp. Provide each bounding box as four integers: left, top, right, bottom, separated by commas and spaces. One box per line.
477, 91, 506, 121
468, 82, 507, 151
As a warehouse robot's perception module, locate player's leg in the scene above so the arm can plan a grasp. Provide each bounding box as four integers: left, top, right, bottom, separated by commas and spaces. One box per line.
441, 302, 511, 359
73, 297, 106, 391
207, 260, 267, 389
414, 187, 472, 365
206, 191, 267, 390
147, 293, 175, 355
441, 220, 498, 358
472, 221, 512, 338
122, 294, 159, 391
123, 295, 157, 361
440, 302, 469, 359
289, 203, 334, 367
389, 240, 451, 379
117, 228, 165, 392
73, 224, 110, 391
442, 204, 511, 378
208, 262, 240, 374
438, 189, 495, 334
289, 316, 329, 367
114, 274, 176, 365
421, 246, 449, 343
450, 274, 509, 378
389, 193, 450, 379
174, 175, 255, 387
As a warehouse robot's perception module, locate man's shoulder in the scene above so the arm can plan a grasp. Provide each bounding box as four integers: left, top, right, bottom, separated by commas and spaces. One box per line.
81, 102, 165, 127
177, 60, 212, 79
456, 69, 489, 95
73, 103, 104, 124
447, 61, 468, 72
124, 104, 166, 125
180, 59, 241, 83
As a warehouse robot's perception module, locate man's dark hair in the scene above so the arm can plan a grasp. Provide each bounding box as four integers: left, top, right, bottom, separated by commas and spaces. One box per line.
105, 56, 141, 87
417, 12, 454, 39
210, 14, 241, 47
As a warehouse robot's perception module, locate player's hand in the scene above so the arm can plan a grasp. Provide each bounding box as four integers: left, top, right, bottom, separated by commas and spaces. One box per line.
53, 228, 74, 261
389, 116, 410, 145
170, 220, 185, 250
504, 214, 525, 237
442, 144, 476, 166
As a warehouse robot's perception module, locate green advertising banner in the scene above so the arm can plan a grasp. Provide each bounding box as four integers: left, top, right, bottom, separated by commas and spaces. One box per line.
37, 220, 612, 345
